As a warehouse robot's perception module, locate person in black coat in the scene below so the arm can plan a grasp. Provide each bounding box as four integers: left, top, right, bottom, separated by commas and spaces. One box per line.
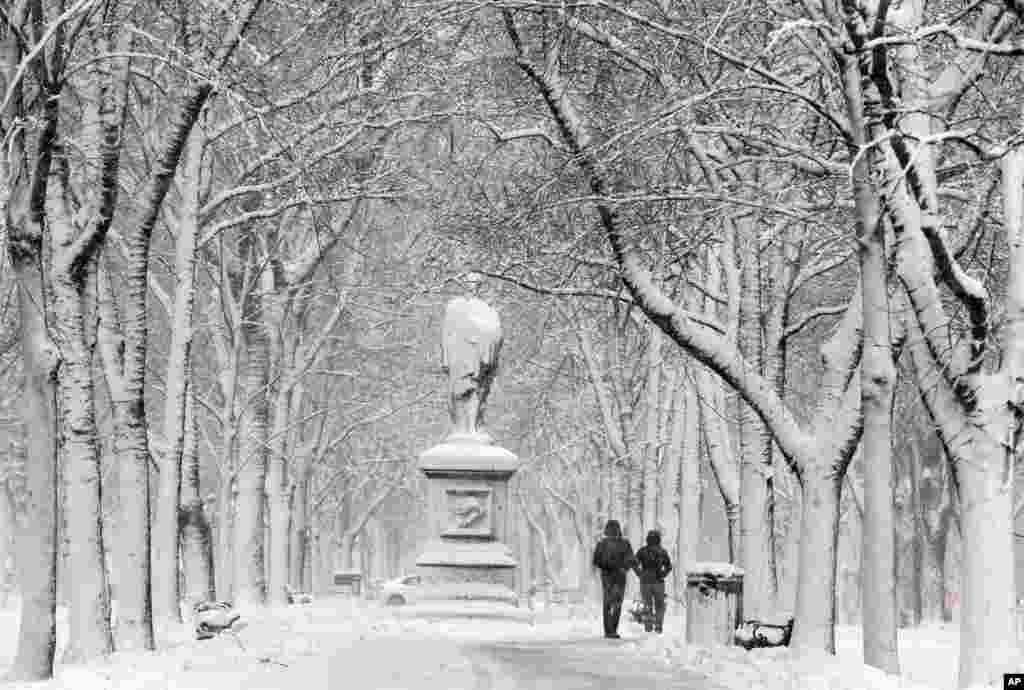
591, 519, 638, 639
635, 529, 673, 633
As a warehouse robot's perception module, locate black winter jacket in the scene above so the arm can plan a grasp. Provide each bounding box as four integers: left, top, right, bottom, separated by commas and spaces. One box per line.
592, 537, 638, 583
635, 545, 672, 584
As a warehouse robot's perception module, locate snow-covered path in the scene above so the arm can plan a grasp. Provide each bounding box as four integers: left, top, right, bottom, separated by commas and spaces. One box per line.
466, 637, 728, 690
0, 599, 969, 690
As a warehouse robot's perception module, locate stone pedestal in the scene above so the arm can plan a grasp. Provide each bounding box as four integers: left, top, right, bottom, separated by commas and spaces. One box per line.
413, 433, 522, 608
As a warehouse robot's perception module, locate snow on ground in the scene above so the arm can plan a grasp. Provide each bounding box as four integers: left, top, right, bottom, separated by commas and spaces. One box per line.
0, 598, 486, 690
632, 616, 1014, 690
0, 597, 1010, 690
835, 624, 961, 690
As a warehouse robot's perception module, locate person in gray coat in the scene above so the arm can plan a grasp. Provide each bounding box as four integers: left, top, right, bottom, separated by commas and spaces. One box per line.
635, 529, 672, 633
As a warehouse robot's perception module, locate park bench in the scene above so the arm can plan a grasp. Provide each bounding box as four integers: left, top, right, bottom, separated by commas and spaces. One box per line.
734, 617, 794, 650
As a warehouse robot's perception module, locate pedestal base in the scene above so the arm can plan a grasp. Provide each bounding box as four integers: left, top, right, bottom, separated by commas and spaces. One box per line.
393, 600, 534, 623
415, 539, 518, 607
413, 430, 523, 619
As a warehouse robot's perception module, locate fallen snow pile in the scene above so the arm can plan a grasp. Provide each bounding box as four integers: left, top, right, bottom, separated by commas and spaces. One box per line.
632, 630, 947, 690
0, 598, 484, 690
686, 562, 745, 579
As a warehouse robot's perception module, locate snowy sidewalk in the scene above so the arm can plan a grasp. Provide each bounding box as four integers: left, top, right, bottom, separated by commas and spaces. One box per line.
467, 637, 729, 690
0, 599, 728, 690
0, 599, 970, 690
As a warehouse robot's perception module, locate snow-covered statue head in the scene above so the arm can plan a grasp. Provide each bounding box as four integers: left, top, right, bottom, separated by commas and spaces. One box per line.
441, 297, 503, 441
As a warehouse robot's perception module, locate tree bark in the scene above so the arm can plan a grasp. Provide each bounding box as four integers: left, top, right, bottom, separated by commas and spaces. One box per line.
698, 371, 739, 562
738, 237, 771, 620
908, 441, 924, 626
858, 231, 900, 671
214, 475, 235, 600
0, 12, 59, 677
676, 376, 701, 592
154, 128, 206, 624
97, 264, 154, 652
838, 39, 901, 669
642, 323, 662, 535
337, 532, 356, 571
266, 382, 293, 605
659, 369, 683, 571
791, 471, 842, 652
232, 249, 270, 607
289, 465, 313, 590
5, 220, 59, 681
49, 203, 114, 662
180, 383, 215, 606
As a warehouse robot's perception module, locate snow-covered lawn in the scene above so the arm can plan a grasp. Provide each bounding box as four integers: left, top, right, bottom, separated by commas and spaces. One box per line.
0, 598, 487, 690
0, 597, 1012, 690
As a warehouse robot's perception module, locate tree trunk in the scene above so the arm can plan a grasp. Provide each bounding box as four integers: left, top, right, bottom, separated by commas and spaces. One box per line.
0, 484, 12, 608
310, 521, 325, 595
642, 323, 662, 534
214, 476, 234, 600
233, 264, 269, 606
107, 262, 155, 651
738, 244, 771, 619
266, 384, 293, 605
97, 262, 154, 652
5, 226, 60, 681
677, 376, 701, 592
516, 486, 531, 597
934, 517, 951, 622
956, 440, 1016, 686
180, 384, 215, 607
698, 370, 739, 562
659, 370, 683, 568
908, 441, 924, 626
790, 471, 841, 653
50, 255, 114, 662
857, 228, 900, 660
842, 48, 900, 669
521, 498, 558, 587
290, 466, 312, 590
155, 132, 204, 624
338, 532, 356, 571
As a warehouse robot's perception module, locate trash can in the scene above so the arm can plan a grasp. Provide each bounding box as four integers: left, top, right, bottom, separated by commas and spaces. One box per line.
685, 562, 744, 645
332, 570, 362, 596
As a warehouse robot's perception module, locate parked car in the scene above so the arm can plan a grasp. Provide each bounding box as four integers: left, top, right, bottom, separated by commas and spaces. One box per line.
380, 574, 422, 606
379, 573, 522, 607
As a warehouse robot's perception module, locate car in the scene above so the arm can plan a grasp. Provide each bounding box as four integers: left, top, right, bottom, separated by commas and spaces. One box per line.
380, 574, 422, 606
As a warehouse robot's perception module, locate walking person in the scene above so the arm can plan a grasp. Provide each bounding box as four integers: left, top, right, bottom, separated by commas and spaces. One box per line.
592, 519, 638, 639
636, 529, 672, 633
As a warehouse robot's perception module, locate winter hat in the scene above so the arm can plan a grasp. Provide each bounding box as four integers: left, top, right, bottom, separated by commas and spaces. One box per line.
646, 530, 661, 546
603, 519, 622, 538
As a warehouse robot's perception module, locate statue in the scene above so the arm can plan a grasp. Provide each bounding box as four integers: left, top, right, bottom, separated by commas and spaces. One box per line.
441, 297, 502, 441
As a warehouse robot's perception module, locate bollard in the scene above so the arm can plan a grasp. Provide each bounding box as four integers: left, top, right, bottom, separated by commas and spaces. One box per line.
685, 562, 744, 646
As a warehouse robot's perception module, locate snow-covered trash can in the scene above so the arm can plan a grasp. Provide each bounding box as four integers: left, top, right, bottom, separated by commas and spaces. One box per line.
685, 562, 744, 646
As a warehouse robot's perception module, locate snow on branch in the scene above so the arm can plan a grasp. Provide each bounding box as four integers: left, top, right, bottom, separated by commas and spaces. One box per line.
902, 313, 977, 464
283, 209, 361, 287
783, 304, 849, 342
503, 10, 814, 466
591, 0, 852, 141
861, 22, 1024, 54
480, 121, 565, 150
841, 4, 990, 383
561, 12, 667, 87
